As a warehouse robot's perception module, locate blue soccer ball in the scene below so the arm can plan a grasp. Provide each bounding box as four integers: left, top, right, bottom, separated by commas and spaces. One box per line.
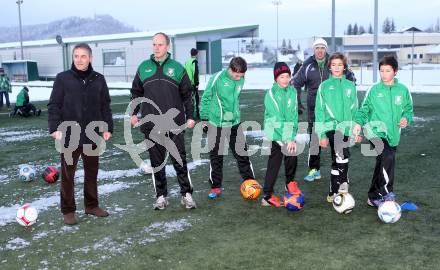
283, 192, 305, 212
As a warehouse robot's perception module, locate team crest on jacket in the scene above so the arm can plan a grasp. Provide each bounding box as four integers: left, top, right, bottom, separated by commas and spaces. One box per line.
288, 98, 292, 107
236, 86, 242, 91
167, 68, 175, 77
395, 95, 402, 105
346, 88, 352, 97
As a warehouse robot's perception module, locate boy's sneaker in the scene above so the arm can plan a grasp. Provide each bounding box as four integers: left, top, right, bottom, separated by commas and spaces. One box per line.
261, 195, 282, 207
153, 195, 169, 210
367, 198, 383, 208
304, 169, 321, 182
286, 181, 301, 195
208, 188, 222, 199
338, 182, 349, 194
327, 193, 336, 203
383, 192, 396, 202
181, 193, 197, 209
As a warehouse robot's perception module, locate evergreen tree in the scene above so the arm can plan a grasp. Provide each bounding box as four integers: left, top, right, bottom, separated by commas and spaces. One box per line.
353, 23, 359, 35
391, 19, 396, 32
382, 17, 391, 33
347, 24, 353, 35
359, 26, 366, 35
368, 23, 373, 34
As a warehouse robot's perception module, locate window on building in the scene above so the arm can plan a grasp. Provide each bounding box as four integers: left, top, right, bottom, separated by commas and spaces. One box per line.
103, 50, 126, 66
413, 54, 417, 59
420, 54, 423, 59
407, 54, 411, 59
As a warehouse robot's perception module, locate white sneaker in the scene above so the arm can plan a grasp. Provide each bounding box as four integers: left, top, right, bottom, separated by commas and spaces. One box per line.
153, 195, 169, 210
338, 182, 349, 194
181, 193, 197, 209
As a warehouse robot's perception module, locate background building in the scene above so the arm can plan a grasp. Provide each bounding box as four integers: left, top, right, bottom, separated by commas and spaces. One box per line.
0, 24, 258, 81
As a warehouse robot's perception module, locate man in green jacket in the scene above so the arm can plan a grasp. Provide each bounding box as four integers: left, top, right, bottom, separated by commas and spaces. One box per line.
315, 53, 358, 202
200, 56, 255, 199
130, 32, 196, 210
11, 86, 41, 117
0, 68, 12, 108
184, 48, 200, 119
353, 55, 413, 207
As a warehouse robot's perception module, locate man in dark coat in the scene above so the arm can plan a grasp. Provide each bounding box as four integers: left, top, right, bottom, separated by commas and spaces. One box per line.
48, 43, 113, 225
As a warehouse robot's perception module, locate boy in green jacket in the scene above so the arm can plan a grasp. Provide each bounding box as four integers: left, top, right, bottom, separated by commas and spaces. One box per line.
315, 53, 358, 202
262, 62, 300, 207
200, 57, 255, 199
353, 55, 413, 207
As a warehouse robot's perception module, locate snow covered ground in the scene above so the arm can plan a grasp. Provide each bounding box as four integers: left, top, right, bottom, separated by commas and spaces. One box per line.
8, 67, 440, 103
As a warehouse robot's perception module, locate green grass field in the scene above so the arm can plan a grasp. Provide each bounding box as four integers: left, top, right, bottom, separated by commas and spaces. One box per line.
0, 90, 439, 270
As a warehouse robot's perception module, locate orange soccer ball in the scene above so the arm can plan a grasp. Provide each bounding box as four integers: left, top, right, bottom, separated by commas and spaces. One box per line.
240, 179, 262, 201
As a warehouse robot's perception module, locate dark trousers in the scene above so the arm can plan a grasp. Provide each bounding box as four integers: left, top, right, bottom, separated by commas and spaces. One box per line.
208, 124, 255, 188
308, 121, 321, 170
368, 138, 397, 200
326, 131, 350, 195
12, 103, 37, 117
263, 141, 298, 196
146, 131, 192, 197
193, 87, 200, 119
60, 147, 99, 214
0, 91, 10, 107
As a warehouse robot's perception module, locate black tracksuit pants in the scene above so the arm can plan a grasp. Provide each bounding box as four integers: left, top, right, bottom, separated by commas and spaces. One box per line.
368, 138, 396, 200
146, 131, 193, 198
326, 131, 350, 196
208, 124, 255, 188
263, 141, 297, 196
308, 121, 321, 170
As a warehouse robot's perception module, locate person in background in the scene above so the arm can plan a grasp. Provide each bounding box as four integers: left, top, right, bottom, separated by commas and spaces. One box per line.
0, 68, 12, 109
10, 86, 41, 117
185, 48, 200, 119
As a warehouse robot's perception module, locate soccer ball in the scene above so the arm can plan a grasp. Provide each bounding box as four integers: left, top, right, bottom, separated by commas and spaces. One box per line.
284, 192, 305, 212
332, 193, 355, 214
139, 161, 152, 174
42, 166, 59, 183
378, 201, 401, 223
19, 165, 36, 182
240, 179, 261, 200
16, 203, 38, 227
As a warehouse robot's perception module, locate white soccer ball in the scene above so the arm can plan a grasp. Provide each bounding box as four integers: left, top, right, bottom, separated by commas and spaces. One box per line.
19, 165, 36, 182
332, 193, 355, 214
139, 161, 152, 174
378, 201, 401, 224
16, 203, 38, 227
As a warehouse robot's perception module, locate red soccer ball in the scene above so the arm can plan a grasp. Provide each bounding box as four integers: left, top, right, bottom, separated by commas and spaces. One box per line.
42, 166, 59, 184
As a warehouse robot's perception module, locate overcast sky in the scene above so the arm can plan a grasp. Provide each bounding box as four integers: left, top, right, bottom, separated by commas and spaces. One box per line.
1, 0, 439, 42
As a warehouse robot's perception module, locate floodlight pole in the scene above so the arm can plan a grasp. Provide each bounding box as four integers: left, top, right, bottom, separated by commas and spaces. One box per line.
273, 0, 282, 62
411, 30, 415, 86
16, 0, 24, 60
331, 0, 336, 53
373, 0, 378, 83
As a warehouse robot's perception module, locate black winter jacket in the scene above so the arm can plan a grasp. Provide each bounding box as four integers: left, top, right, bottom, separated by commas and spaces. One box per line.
48, 66, 113, 146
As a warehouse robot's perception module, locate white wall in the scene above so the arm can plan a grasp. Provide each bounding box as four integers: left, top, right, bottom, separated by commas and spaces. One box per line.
0, 45, 63, 77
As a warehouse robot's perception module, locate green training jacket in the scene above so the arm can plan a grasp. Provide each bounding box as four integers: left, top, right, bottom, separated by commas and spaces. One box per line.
264, 83, 298, 142
354, 78, 414, 147
315, 75, 358, 139
200, 69, 244, 127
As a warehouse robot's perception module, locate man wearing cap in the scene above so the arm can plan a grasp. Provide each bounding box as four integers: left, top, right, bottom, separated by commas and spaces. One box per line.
292, 38, 355, 182
0, 68, 12, 109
